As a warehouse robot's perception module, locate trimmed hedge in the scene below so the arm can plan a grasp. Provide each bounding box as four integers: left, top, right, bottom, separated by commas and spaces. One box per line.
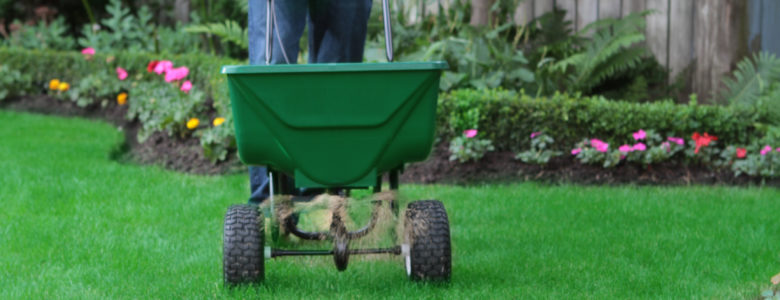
438, 89, 762, 152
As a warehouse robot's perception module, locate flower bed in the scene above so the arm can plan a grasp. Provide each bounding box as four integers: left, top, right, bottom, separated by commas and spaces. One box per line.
439, 89, 778, 178
0, 47, 239, 161
1, 48, 776, 180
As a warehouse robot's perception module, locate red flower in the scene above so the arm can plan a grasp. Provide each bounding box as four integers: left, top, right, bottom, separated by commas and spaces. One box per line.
147, 60, 159, 73
736, 147, 747, 158
691, 132, 717, 154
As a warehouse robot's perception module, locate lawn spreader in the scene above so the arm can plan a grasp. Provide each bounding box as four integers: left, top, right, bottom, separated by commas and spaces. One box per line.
219, 0, 451, 286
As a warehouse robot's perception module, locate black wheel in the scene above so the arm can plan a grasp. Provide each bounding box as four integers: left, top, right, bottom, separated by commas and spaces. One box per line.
223, 204, 265, 285
403, 200, 451, 281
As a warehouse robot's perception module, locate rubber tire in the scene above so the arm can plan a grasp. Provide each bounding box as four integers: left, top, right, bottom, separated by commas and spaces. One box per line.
223, 204, 265, 286
404, 200, 452, 281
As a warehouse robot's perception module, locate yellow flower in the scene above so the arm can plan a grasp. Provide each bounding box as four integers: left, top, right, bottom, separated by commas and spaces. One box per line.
49, 79, 60, 90
212, 117, 225, 126
117, 92, 128, 105
57, 82, 70, 92
186, 118, 199, 130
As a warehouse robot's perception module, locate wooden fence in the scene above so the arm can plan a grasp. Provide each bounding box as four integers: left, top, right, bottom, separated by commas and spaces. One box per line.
400, 0, 780, 101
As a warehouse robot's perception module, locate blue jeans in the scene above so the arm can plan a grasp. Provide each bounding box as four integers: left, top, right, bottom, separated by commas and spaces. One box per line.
247, 0, 372, 203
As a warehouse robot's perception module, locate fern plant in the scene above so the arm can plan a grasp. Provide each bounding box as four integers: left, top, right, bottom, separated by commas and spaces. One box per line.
551, 11, 650, 94
721, 52, 780, 108
184, 20, 248, 50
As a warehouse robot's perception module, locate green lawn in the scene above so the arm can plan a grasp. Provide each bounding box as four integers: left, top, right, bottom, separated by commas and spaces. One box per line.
1, 110, 778, 299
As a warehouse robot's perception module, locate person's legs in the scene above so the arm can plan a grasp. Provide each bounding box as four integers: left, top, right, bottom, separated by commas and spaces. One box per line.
307, 0, 372, 63
247, 0, 308, 204
249, 0, 307, 64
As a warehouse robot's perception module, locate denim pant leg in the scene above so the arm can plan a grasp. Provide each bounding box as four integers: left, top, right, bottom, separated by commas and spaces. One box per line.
247, 0, 308, 203
308, 0, 373, 63
248, 0, 307, 65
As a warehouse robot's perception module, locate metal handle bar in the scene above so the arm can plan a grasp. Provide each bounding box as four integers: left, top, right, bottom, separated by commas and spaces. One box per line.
382, 0, 394, 62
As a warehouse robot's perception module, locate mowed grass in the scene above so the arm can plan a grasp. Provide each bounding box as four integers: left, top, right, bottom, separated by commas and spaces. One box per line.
1, 109, 779, 299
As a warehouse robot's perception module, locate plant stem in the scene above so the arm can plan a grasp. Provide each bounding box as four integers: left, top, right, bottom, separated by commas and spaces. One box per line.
81, 0, 96, 25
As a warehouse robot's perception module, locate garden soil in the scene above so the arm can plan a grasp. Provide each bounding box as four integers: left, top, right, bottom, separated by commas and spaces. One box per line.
3, 95, 777, 187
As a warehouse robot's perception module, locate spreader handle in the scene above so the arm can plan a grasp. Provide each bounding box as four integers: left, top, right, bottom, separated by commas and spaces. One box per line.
265, 0, 273, 65
382, 0, 394, 62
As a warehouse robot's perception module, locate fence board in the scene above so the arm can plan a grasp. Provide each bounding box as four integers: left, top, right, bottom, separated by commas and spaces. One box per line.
668, 0, 694, 79
693, 0, 749, 101
645, 0, 669, 70
534, 0, 555, 17
555, 0, 579, 30
761, 0, 780, 55
577, 0, 600, 31
515, 0, 535, 25
748, 0, 763, 53
621, 0, 645, 17
599, 0, 623, 19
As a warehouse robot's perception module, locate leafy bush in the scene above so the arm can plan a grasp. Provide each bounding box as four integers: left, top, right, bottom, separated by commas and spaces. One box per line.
515, 133, 562, 164
2, 16, 76, 50
78, 0, 156, 53
731, 146, 779, 177
449, 132, 495, 163
438, 89, 761, 152
0, 64, 33, 100
127, 80, 207, 141
67, 68, 128, 107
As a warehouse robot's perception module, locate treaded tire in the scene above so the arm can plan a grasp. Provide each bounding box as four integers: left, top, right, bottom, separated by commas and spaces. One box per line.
404, 200, 451, 281
223, 204, 265, 285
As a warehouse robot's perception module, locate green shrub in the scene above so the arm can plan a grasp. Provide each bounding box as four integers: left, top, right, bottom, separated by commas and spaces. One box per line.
2, 16, 76, 51
126, 80, 207, 141
448, 134, 495, 163
0, 64, 33, 100
438, 89, 761, 153
515, 133, 563, 164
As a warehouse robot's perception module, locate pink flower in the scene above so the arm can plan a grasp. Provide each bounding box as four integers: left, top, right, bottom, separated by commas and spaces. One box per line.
661, 141, 671, 152
633, 129, 646, 141
464, 129, 478, 138
777, 148, 780, 152
81, 47, 95, 59
668, 137, 684, 145
164, 66, 189, 82
632, 143, 647, 151
116, 67, 128, 81
571, 148, 582, 155
180, 80, 192, 93
590, 139, 609, 153
618, 144, 633, 153
530, 132, 541, 139
736, 148, 747, 158
153, 60, 173, 75
760, 145, 772, 155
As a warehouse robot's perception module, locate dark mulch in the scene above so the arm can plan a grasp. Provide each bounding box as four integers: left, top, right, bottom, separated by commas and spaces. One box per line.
3, 95, 777, 186
1, 95, 242, 175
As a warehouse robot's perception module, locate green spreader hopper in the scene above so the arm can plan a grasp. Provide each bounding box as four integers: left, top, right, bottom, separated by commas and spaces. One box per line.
222, 62, 447, 188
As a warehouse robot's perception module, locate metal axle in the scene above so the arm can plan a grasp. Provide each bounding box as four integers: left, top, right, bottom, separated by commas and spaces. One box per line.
270, 246, 401, 258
